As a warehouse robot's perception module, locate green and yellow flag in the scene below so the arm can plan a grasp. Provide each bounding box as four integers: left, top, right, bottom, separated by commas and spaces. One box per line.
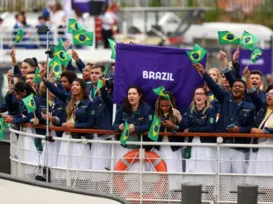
22, 94, 36, 113
153, 86, 170, 100
34, 67, 41, 84
96, 79, 104, 90
58, 37, 64, 47
108, 38, 116, 59
49, 56, 62, 79
72, 29, 93, 46
186, 44, 207, 64
218, 31, 240, 45
120, 121, 129, 146
103, 65, 109, 76
54, 45, 71, 66
68, 18, 83, 33
0, 118, 6, 140
15, 28, 24, 43
240, 31, 259, 51
250, 48, 263, 63
148, 115, 161, 142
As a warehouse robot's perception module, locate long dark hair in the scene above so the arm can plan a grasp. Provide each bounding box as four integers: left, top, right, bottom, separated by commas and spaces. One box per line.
155, 91, 177, 123
14, 80, 36, 96
123, 85, 144, 113
66, 78, 89, 119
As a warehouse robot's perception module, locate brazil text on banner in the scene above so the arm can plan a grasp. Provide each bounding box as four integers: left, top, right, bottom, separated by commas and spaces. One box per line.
113, 43, 206, 111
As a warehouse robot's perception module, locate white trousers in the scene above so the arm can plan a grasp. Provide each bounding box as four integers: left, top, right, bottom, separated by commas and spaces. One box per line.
220, 147, 246, 173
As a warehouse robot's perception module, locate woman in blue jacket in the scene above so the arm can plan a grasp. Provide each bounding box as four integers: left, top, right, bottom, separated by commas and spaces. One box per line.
152, 91, 184, 190
4, 81, 37, 164
56, 78, 96, 171
33, 82, 66, 167
182, 87, 217, 173
113, 85, 154, 171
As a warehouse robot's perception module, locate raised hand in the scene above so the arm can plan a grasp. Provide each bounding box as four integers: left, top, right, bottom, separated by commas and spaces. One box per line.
10, 49, 16, 65
233, 49, 240, 63
64, 40, 70, 50
193, 63, 206, 75
71, 50, 80, 61
243, 67, 250, 78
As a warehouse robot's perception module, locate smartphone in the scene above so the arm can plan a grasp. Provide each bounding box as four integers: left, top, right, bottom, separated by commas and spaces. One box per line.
9, 66, 14, 75
161, 118, 166, 122
10, 78, 14, 85
227, 124, 235, 129
41, 108, 46, 114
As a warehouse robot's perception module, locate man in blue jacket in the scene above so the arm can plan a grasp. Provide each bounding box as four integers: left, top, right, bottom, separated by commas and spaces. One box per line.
194, 63, 255, 174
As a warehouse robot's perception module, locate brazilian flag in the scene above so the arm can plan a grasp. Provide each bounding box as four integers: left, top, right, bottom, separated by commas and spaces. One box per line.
15, 28, 24, 43
240, 30, 259, 51
49, 56, 62, 79
103, 65, 109, 76
218, 31, 240, 45
108, 38, 116, 59
34, 67, 41, 84
186, 44, 207, 64
153, 86, 170, 100
250, 48, 263, 63
0, 118, 5, 140
120, 121, 129, 146
22, 94, 36, 113
58, 37, 64, 47
148, 115, 161, 142
68, 18, 83, 33
97, 79, 103, 89
72, 29, 94, 46
54, 45, 71, 66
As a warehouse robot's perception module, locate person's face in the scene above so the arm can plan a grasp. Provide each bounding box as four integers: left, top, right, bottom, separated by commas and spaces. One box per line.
90, 68, 102, 84
112, 63, 115, 72
209, 70, 218, 82
250, 74, 262, 89
127, 88, 141, 106
17, 14, 24, 23
21, 62, 33, 77
60, 76, 70, 91
232, 81, 245, 99
82, 66, 91, 81
221, 74, 230, 88
14, 90, 25, 101
71, 81, 82, 96
194, 88, 207, 106
26, 74, 34, 87
266, 89, 273, 107
38, 19, 46, 25
159, 99, 171, 114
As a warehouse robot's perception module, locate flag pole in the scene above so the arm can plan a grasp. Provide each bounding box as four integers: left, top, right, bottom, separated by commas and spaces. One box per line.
43, 26, 51, 183
237, 45, 240, 50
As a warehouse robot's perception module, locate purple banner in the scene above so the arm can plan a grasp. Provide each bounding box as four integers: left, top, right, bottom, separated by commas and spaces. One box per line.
114, 44, 205, 111
231, 48, 272, 74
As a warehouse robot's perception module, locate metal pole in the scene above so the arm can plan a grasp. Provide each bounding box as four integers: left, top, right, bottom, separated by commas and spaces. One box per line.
216, 137, 223, 204
45, 30, 50, 183
110, 103, 117, 194
139, 135, 143, 204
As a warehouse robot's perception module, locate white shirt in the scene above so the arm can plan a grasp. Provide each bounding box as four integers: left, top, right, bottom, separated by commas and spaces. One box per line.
102, 11, 115, 30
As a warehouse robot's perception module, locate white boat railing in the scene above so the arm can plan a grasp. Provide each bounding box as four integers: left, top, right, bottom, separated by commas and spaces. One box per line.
9, 126, 273, 203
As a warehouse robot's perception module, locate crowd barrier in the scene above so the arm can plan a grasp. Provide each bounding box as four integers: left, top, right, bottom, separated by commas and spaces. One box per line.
9, 125, 273, 204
